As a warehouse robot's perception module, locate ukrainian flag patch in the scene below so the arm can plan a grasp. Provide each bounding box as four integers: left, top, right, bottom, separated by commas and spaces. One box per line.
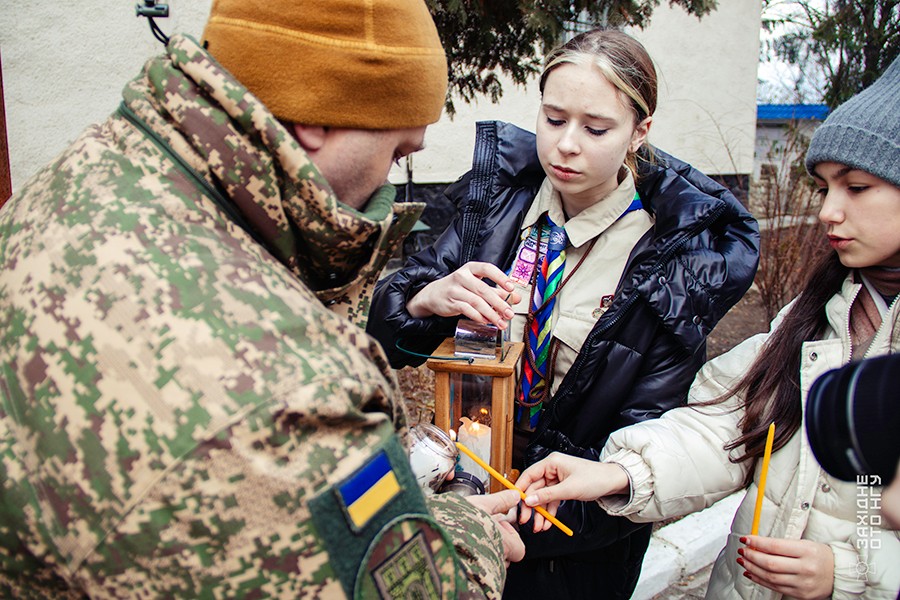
339, 451, 401, 530
310, 436, 435, 597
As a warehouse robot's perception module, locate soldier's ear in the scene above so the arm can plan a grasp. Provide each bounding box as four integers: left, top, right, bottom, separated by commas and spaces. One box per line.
292, 124, 328, 152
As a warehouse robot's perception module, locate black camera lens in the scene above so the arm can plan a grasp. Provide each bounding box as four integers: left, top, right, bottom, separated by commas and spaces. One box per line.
806, 355, 900, 486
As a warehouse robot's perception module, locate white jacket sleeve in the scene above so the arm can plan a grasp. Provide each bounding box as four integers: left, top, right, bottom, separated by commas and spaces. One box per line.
599, 332, 770, 522
829, 541, 867, 599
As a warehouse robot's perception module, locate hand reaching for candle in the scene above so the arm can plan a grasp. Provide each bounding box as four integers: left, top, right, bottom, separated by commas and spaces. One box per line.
406, 262, 521, 330
515, 452, 631, 532
466, 490, 526, 565
737, 536, 834, 600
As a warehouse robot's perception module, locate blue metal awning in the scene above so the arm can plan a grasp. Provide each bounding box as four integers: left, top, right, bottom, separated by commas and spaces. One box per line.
757, 104, 829, 121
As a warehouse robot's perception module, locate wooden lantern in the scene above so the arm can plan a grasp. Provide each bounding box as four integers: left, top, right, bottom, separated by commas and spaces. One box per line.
426, 338, 524, 493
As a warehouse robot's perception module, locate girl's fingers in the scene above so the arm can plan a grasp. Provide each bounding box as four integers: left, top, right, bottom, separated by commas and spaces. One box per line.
466, 261, 515, 289
741, 535, 803, 558
737, 537, 835, 599
740, 546, 796, 575
461, 263, 518, 320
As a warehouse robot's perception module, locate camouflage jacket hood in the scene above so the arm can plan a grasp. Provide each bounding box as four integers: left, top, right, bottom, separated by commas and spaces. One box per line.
121, 34, 422, 326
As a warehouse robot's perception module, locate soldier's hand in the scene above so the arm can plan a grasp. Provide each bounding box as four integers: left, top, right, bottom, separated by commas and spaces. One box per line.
465, 489, 518, 514
465, 490, 526, 565
494, 519, 525, 566
406, 262, 520, 330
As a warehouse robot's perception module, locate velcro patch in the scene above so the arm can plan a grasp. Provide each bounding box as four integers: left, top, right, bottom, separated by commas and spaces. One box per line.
339, 451, 401, 531
311, 435, 462, 598
354, 517, 463, 599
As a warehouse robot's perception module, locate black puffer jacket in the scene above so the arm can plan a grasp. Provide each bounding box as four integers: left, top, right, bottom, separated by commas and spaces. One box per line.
368, 121, 759, 595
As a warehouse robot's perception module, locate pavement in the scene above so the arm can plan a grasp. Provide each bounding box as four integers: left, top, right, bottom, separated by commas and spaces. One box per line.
631, 490, 746, 600
650, 563, 714, 600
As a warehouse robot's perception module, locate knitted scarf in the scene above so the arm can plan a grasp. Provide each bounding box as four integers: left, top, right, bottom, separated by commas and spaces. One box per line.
850, 266, 900, 359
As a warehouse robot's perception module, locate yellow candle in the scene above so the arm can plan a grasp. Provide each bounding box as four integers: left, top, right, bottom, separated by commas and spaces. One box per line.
751, 422, 776, 536
456, 442, 573, 537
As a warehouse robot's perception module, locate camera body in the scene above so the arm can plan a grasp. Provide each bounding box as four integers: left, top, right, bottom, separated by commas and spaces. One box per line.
806, 354, 900, 486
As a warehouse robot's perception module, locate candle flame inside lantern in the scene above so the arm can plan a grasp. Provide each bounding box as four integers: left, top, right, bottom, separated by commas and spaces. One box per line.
457, 416, 491, 484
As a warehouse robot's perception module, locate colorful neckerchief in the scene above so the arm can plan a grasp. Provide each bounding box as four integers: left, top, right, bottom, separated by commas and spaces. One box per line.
515, 192, 644, 430
517, 213, 567, 426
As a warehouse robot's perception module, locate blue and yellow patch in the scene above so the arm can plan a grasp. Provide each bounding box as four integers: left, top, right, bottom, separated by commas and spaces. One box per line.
339, 451, 401, 530
310, 435, 465, 598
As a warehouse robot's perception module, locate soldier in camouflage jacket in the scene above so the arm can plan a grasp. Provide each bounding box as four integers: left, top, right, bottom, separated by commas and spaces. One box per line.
0, 3, 521, 597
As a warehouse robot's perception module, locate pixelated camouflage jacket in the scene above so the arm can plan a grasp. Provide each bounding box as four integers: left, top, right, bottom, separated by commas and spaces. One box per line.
0, 34, 508, 599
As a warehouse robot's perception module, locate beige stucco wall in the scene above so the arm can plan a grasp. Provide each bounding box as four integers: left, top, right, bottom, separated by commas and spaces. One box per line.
630, 2, 762, 177
2, 1, 761, 190
1, 1, 213, 191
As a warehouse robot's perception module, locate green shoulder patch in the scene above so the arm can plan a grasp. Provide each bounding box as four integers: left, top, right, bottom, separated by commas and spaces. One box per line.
355, 516, 463, 599
309, 435, 466, 598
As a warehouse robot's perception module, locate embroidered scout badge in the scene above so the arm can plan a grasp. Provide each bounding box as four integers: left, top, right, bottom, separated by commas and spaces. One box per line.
509, 225, 548, 286
592, 294, 614, 319
309, 436, 467, 599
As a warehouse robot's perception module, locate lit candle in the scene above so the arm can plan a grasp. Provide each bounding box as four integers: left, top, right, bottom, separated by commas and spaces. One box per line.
457, 417, 491, 484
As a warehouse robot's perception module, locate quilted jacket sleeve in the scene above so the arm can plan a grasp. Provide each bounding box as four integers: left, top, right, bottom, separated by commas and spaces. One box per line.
367, 203, 470, 368
598, 332, 767, 521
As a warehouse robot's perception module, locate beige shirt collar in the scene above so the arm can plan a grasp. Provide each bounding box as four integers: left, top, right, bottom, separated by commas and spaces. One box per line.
521, 169, 638, 248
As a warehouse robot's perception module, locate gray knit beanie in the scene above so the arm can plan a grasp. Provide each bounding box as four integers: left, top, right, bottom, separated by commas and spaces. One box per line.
805, 55, 900, 188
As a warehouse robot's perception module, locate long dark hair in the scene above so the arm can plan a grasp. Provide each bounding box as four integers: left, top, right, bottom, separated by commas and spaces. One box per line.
725, 250, 848, 483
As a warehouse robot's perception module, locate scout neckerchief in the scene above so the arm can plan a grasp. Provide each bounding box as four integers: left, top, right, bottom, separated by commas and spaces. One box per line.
515, 193, 644, 430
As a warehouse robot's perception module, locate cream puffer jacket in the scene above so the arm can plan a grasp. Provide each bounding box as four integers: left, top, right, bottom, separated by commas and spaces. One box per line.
601, 274, 900, 599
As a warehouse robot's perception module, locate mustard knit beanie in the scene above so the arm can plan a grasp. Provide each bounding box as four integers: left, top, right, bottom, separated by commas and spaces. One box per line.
201, 0, 448, 129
